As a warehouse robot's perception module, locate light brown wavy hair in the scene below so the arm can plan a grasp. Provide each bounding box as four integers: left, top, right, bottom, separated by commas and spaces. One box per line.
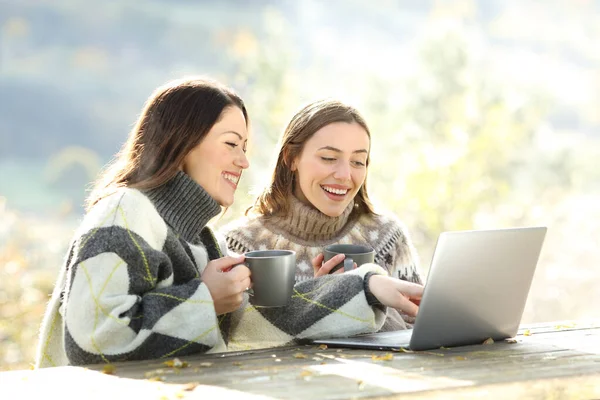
249, 99, 376, 217
86, 77, 247, 210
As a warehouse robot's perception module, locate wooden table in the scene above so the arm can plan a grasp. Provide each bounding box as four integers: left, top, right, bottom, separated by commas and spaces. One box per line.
2, 321, 600, 399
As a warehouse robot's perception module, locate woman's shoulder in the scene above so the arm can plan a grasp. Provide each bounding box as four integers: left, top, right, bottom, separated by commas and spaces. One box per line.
220, 214, 266, 237
356, 211, 409, 236
77, 188, 166, 242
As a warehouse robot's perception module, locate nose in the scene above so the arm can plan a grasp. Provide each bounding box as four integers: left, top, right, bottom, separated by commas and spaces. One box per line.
333, 161, 351, 181
235, 151, 250, 170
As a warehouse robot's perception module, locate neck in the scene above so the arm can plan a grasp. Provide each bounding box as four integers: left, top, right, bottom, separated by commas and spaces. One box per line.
267, 195, 355, 242
144, 171, 221, 244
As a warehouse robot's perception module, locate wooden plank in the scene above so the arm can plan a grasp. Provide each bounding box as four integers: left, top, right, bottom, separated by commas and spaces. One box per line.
2, 324, 600, 399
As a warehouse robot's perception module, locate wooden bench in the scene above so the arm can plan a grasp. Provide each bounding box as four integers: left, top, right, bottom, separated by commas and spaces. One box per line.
2, 320, 599, 399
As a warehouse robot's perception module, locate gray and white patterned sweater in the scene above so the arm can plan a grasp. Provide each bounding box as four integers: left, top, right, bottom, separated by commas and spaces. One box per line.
35, 172, 388, 368
222, 195, 423, 331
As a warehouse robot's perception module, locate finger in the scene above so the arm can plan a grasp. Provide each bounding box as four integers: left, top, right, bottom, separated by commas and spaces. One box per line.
396, 281, 425, 299
353, 262, 358, 270
212, 255, 246, 272
229, 264, 251, 279
319, 254, 345, 275
395, 295, 420, 317
312, 254, 324, 272
240, 276, 252, 291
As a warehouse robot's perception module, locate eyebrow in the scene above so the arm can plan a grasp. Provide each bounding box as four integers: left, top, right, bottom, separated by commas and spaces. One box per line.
318, 145, 368, 154
221, 131, 247, 142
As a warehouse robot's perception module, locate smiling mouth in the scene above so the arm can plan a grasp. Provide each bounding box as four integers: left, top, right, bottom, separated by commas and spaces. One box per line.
321, 185, 349, 197
223, 172, 240, 186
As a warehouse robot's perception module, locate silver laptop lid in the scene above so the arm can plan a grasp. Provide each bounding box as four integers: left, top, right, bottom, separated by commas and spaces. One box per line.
410, 226, 547, 350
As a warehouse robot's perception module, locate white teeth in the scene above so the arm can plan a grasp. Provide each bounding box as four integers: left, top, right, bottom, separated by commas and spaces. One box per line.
322, 186, 348, 195
223, 173, 239, 185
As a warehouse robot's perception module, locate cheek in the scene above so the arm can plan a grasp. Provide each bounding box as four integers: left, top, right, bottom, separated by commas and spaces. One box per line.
353, 171, 367, 186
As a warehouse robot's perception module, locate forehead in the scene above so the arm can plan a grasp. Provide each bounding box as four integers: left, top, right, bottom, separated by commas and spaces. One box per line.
305, 122, 370, 150
211, 107, 248, 138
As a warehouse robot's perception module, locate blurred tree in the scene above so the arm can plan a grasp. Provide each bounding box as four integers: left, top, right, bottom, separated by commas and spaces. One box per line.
363, 27, 554, 261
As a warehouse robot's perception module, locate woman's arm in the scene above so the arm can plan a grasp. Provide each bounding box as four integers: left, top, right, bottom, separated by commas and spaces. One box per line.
60, 191, 232, 365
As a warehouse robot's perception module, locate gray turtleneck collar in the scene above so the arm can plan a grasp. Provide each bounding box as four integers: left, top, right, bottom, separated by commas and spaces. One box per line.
144, 171, 221, 244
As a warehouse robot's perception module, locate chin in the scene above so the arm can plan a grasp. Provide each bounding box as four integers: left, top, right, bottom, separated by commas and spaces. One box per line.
218, 199, 233, 207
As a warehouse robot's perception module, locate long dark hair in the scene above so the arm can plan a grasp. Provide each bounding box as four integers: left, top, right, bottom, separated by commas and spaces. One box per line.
250, 99, 375, 217
86, 77, 247, 210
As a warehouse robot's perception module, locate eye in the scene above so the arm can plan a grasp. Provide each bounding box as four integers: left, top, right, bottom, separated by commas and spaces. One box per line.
320, 157, 336, 162
226, 142, 238, 149
352, 160, 366, 167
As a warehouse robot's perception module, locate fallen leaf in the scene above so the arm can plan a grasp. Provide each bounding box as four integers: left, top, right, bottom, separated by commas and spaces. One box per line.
505, 339, 518, 344
199, 362, 213, 367
453, 356, 467, 361
482, 338, 494, 345
357, 380, 365, 391
232, 361, 242, 366
421, 351, 445, 357
371, 353, 394, 361
163, 358, 189, 368
300, 370, 313, 377
523, 329, 532, 336
318, 344, 328, 350
391, 347, 414, 353
336, 349, 343, 353
148, 376, 163, 382
102, 364, 116, 375
182, 382, 200, 391
293, 353, 308, 359
555, 323, 576, 330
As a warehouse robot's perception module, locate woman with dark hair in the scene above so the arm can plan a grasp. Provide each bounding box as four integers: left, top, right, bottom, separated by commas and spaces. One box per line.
224, 99, 423, 330
36, 82, 422, 367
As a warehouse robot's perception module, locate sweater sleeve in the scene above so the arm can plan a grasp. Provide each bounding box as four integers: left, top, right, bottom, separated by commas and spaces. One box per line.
60, 191, 223, 365
393, 228, 423, 285
228, 263, 388, 349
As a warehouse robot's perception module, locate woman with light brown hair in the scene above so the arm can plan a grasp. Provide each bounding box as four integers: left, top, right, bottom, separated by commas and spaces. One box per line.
224, 99, 423, 330
36, 80, 423, 367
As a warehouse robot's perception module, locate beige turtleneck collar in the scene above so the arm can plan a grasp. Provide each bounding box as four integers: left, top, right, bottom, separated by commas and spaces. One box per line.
264, 194, 357, 243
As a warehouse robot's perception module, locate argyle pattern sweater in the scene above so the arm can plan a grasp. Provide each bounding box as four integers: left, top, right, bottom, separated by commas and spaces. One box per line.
35, 172, 388, 368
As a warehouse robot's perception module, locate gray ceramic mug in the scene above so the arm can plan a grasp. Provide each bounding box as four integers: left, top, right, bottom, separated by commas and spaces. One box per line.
243, 250, 296, 307
323, 244, 375, 273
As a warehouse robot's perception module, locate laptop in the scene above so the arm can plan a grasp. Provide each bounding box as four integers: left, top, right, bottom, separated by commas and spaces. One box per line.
311, 226, 547, 351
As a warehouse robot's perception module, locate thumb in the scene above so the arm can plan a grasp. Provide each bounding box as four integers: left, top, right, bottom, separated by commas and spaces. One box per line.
312, 254, 324, 271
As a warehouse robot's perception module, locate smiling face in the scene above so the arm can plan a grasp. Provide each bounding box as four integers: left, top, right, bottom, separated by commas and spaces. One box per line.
182, 106, 249, 207
292, 122, 370, 217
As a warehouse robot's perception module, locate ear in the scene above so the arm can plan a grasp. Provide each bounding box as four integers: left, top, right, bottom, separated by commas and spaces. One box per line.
283, 148, 297, 171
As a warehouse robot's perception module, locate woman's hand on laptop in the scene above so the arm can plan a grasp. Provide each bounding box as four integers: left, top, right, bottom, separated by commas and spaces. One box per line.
368, 275, 424, 317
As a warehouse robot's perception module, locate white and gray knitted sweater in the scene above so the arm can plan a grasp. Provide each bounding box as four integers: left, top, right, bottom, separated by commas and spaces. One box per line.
223, 195, 423, 331
35, 172, 388, 368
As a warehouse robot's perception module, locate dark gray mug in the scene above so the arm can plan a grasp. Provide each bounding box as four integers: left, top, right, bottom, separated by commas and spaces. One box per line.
323, 244, 375, 273
244, 250, 296, 307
